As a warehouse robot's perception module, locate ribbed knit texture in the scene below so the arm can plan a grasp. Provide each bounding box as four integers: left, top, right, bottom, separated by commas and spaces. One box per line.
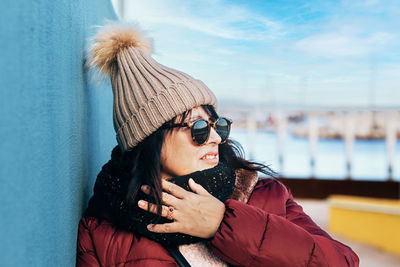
113, 48, 217, 151
90, 23, 217, 151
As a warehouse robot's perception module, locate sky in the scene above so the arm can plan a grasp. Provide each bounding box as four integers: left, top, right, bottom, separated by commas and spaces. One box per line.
112, 0, 400, 108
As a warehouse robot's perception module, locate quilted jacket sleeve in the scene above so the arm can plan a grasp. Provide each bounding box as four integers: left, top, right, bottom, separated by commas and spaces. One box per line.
76, 218, 101, 267
76, 217, 179, 267
208, 180, 359, 267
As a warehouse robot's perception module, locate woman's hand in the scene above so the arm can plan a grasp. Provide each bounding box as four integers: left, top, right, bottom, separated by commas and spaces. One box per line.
138, 178, 226, 239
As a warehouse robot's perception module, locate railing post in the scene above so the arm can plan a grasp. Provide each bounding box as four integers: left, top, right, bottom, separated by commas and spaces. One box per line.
344, 112, 355, 180
276, 110, 286, 175
246, 113, 257, 160
309, 112, 319, 178
385, 111, 398, 181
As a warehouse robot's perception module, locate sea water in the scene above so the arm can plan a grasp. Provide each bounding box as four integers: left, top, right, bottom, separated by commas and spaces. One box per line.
230, 129, 400, 181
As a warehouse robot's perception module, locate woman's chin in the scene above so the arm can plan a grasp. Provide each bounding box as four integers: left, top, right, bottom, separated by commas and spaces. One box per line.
198, 160, 219, 170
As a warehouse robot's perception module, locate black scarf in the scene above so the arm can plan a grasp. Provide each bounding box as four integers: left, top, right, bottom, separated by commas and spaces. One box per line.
86, 161, 236, 246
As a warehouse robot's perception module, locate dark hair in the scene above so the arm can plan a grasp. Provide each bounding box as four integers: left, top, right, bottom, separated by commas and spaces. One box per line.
110, 105, 275, 217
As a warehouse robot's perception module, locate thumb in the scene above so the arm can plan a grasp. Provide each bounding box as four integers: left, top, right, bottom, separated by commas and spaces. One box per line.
188, 178, 210, 196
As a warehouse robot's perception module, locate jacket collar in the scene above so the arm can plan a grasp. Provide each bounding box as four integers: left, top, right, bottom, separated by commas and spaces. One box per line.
230, 169, 259, 203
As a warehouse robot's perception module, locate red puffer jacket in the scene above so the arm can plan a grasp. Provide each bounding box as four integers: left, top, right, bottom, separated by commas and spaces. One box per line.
76, 178, 359, 266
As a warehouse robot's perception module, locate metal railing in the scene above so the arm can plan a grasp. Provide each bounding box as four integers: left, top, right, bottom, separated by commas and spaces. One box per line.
222, 106, 399, 181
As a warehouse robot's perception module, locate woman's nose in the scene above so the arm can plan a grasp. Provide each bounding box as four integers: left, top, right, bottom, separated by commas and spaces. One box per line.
208, 126, 222, 144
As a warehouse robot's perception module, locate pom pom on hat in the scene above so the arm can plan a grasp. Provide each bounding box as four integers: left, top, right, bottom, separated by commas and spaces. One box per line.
89, 22, 153, 75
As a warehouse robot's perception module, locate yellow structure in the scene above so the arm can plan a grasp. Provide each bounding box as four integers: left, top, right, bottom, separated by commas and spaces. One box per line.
328, 195, 400, 255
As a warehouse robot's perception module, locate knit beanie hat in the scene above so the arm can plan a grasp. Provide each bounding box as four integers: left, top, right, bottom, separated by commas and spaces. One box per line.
89, 22, 217, 151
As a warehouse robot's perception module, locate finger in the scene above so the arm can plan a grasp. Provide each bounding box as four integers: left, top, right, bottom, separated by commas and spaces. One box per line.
141, 185, 151, 194
147, 222, 179, 233
138, 200, 169, 217
141, 185, 179, 207
188, 178, 210, 196
161, 191, 179, 207
162, 180, 188, 199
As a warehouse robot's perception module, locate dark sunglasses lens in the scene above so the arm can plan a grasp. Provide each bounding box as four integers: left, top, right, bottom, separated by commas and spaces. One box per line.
192, 120, 209, 145
215, 118, 230, 141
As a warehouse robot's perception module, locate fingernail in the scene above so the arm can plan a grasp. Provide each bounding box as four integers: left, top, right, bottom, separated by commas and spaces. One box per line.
147, 224, 154, 230
138, 200, 145, 207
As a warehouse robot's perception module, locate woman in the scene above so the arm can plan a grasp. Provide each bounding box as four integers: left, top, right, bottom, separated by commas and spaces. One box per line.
77, 22, 359, 267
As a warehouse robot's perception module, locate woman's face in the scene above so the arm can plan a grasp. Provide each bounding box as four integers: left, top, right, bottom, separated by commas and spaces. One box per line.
160, 106, 222, 179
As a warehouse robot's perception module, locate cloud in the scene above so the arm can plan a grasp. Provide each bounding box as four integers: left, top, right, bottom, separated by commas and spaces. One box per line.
124, 0, 284, 41
293, 31, 393, 57
121, 0, 400, 107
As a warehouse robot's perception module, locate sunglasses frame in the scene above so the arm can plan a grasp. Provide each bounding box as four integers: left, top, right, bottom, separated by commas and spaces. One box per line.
165, 117, 233, 145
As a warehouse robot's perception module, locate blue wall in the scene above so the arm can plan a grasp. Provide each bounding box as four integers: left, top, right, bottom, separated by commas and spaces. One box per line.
0, 1, 117, 266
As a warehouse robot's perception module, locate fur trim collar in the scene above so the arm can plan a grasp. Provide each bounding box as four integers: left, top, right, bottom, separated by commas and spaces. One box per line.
230, 169, 259, 203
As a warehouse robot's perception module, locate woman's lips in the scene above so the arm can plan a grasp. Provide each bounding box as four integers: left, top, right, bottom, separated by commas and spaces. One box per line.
200, 152, 219, 164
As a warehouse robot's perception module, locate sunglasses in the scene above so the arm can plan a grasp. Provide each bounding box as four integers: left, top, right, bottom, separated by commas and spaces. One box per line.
165, 117, 233, 145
